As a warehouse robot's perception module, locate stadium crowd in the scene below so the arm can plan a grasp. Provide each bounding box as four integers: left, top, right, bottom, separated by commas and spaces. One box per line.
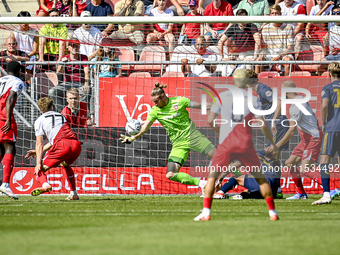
3, 0, 340, 79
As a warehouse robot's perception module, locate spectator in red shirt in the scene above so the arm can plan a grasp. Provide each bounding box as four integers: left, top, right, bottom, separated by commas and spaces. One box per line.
179, 0, 203, 45
204, 0, 234, 44
61, 88, 93, 127
37, 0, 56, 16
49, 38, 91, 112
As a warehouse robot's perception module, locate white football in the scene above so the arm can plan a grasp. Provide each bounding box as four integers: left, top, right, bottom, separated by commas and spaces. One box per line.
125, 119, 141, 135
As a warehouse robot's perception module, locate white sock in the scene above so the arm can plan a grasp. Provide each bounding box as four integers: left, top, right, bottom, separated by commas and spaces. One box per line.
324, 192, 330, 198
70, 190, 78, 196
269, 209, 277, 217
42, 182, 50, 189
217, 190, 224, 194
199, 179, 207, 187
1, 182, 9, 188
202, 207, 211, 215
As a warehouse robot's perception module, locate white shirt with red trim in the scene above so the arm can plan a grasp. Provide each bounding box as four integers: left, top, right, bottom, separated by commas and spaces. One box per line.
35, 111, 69, 145
289, 95, 320, 138
0, 75, 24, 118
279, 1, 306, 29
150, 8, 174, 33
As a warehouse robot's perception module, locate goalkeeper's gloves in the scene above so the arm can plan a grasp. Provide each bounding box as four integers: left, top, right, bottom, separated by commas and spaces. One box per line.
120, 134, 136, 144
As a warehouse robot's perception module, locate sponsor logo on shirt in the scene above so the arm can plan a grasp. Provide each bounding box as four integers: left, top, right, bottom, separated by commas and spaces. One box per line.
164, 112, 181, 120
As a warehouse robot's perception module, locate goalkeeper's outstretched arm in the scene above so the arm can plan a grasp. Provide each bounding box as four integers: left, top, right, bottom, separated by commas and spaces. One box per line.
120, 120, 154, 143
134, 120, 154, 139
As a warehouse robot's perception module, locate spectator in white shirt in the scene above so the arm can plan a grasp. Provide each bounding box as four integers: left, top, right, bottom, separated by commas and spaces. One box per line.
73, 11, 103, 57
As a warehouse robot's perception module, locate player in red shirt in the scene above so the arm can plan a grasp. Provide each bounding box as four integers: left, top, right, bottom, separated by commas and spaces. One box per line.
0, 61, 25, 200
194, 69, 280, 221
37, 0, 55, 16
61, 88, 93, 128
203, 0, 234, 44
25, 97, 82, 200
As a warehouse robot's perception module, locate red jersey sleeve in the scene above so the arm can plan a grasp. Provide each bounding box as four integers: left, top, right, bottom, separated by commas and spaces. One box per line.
297, 4, 306, 15
226, 2, 234, 16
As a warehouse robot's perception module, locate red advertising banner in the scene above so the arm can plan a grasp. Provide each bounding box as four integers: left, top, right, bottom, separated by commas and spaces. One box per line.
10, 167, 340, 195
98, 77, 329, 128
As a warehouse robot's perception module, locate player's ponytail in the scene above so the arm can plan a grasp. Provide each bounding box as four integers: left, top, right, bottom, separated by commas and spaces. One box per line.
151, 82, 167, 96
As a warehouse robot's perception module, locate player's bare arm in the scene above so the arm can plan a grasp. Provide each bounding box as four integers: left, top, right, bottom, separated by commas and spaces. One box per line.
25, 143, 52, 159
208, 111, 219, 134
1, 91, 17, 134
321, 97, 329, 133
275, 119, 297, 149
258, 116, 279, 157
34, 135, 46, 174
120, 120, 153, 143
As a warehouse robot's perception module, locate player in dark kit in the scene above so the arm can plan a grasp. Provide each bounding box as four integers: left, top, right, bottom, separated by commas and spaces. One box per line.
0, 61, 25, 200
314, 62, 340, 205
247, 69, 288, 198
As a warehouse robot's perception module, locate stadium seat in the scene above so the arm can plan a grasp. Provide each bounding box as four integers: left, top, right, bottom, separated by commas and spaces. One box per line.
129, 72, 151, 78
116, 47, 135, 71
294, 46, 325, 72
258, 71, 280, 78
290, 71, 312, 76
162, 72, 185, 77
306, 0, 316, 15
34, 71, 58, 99
322, 71, 330, 76
134, 46, 166, 72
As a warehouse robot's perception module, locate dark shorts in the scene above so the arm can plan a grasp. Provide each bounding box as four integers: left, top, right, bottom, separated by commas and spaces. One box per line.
321, 132, 340, 157
244, 175, 279, 199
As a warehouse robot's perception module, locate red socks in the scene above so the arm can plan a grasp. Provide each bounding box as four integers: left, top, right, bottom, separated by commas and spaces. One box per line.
61, 165, 76, 191
265, 197, 275, 210
290, 170, 305, 194
2, 154, 14, 183
35, 170, 48, 184
203, 197, 213, 209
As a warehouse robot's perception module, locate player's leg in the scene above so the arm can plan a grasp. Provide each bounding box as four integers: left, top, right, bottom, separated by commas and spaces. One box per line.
166, 140, 204, 186
62, 140, 82, 200
312, 155, 332, 205
285, 140, 308, 199
0, 142, 18, 200
213, 175, 245, 199
239, 149, 279, 220
285, 155, 307, 199
31, 164, 53, 196
194, 142, 232, 221
312, 132, 336, 205
61, 162, 79, 200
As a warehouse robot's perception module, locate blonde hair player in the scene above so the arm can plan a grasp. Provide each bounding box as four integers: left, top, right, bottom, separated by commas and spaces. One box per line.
25, 97, 82, 200
120, 83, 215, 194
195, 69, 280, 221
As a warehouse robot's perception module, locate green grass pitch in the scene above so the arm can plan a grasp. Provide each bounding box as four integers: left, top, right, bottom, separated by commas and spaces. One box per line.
1, 195, 339, 255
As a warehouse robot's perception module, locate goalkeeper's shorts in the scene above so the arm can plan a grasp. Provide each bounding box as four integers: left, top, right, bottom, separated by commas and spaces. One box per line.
168, 129, 215, 165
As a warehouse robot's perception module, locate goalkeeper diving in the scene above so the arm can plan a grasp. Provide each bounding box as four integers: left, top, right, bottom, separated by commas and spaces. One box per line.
120, 83, 215, 193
